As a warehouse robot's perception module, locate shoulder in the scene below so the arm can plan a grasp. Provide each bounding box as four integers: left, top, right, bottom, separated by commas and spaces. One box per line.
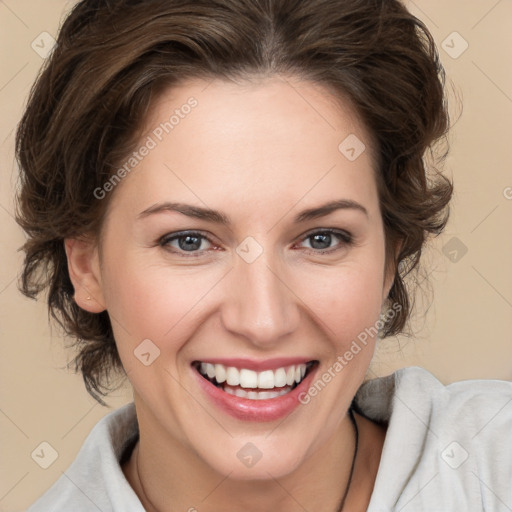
357, 365, 512, 430
356, 367, 512, 512
27, 403, 143, 512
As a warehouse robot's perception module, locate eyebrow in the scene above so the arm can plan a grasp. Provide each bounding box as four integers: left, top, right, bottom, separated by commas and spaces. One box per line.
137, 199, 368, 225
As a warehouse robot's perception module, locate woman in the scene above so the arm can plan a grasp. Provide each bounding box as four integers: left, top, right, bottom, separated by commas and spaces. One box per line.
15, 0, 511, 510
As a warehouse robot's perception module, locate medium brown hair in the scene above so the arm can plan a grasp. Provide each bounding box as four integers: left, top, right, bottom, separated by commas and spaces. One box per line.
16, 0, 453, 403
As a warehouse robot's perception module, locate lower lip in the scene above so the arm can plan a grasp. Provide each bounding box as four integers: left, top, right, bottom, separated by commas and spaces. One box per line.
193, 364, 318, 422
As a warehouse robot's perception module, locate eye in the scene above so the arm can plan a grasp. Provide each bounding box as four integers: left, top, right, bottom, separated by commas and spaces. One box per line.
297, 229, 353, 254
158, 228, 353, 258
159, 231, 215, 256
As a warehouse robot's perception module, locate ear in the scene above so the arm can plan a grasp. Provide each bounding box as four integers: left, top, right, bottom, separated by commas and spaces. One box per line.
382, 239, 403, 304
64, 237, 106, 313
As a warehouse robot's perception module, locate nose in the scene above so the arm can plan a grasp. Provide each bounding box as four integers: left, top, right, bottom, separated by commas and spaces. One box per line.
220, 251, 300, 349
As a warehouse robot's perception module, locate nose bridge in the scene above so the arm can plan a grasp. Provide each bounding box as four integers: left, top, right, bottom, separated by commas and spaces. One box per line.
221, 246, 299, 347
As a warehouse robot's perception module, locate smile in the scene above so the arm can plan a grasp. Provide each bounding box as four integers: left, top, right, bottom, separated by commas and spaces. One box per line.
194, 361, 316, 400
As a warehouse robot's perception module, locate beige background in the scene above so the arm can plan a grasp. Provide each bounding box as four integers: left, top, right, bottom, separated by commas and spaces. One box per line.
0, 1, 511, 510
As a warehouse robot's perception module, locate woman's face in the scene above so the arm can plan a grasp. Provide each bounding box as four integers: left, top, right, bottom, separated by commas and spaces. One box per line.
84, 76, 393, 478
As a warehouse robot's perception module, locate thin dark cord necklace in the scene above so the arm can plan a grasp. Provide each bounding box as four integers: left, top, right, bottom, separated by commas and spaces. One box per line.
135, 443, 160, 512
336, 407, 359, 512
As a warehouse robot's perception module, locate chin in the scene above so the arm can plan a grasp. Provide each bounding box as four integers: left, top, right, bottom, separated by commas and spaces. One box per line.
190, 432, 314, 481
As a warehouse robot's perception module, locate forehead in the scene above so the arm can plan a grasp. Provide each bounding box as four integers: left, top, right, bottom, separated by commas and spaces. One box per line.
145, 75, 375, 160
108, 76, 379, 219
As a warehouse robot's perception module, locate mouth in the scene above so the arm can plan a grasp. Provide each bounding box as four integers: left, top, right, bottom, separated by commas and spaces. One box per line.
192, 360, 318, 401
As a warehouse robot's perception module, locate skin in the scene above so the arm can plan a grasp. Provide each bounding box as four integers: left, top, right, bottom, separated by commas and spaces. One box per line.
65, 75, 394, 511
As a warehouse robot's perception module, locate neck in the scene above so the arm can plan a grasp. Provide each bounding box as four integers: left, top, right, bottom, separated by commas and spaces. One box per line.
122, 405, 375, 512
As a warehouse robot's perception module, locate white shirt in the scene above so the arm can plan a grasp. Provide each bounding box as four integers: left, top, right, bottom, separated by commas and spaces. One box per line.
27, 367, 512, 511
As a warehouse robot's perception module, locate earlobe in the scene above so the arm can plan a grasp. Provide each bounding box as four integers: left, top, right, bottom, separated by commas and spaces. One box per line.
382, 267, 395, 305
382, 240, 403, 304
64, 238, 106, 313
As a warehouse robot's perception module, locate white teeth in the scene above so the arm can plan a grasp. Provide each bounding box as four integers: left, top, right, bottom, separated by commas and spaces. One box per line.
214, 364, 226, 383
224, 386, 292, 400
226, 367, 240, 386
198, 362, 310, 389
258, 370, 275, 389
286, 366, 295, 386
239, 369, 258, 388
206, 363, 216, 379
274, 368, 287, 387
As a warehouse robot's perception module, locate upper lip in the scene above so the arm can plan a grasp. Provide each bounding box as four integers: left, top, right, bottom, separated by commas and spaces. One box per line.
192, 357, 316, 371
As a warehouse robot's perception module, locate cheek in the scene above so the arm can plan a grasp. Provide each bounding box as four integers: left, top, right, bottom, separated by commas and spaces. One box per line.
100, 251, 227, 353
302, 256, 387, 344
313, 277, 383, 362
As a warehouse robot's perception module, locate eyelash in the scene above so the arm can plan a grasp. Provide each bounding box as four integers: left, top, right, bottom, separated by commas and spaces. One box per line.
158, 229, 354, 258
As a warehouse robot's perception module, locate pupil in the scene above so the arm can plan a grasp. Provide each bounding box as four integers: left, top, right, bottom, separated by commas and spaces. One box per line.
311, 233, 331, 250
179, 235, 201, 251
